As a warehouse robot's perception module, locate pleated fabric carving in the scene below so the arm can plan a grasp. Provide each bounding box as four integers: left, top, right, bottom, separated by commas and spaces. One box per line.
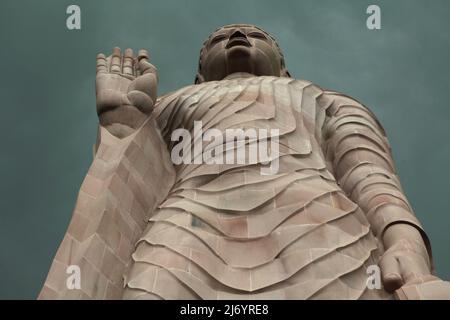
123, 76, 393, 299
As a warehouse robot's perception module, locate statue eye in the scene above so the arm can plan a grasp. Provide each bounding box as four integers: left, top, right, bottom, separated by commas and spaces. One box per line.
248, 32, 267, 40
210, 35, 227, 46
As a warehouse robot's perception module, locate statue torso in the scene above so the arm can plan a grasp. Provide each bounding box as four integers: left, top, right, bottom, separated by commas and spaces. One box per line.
127, 76, 388, 299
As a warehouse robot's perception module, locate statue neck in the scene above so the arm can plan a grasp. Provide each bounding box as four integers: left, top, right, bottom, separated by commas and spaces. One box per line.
223, 72, 255, 80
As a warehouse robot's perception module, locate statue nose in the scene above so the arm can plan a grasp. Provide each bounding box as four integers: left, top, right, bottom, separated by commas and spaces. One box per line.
226, 30, 251, 49
230, 30, 247, 40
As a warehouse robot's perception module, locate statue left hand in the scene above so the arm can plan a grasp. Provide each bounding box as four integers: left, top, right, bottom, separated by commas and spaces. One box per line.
380, 223, 434, 292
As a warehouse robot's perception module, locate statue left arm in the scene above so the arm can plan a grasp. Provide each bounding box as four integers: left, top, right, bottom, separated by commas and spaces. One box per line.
320, 90, 434, 293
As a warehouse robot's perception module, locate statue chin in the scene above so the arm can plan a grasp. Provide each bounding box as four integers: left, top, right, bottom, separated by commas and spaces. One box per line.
226, 46, 253, 75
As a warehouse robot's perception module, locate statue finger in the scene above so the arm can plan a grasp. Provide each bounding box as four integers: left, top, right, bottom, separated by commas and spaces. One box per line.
96, 53, 107, 74
110, 47, 122, 74
123, 48, 135, 77
137, 49, 157, 76
380, 254, 403, 292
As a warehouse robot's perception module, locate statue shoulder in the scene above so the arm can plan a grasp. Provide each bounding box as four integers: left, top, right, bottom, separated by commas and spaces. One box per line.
315, 87, 383, 131
289, 80, 383, 131
289, 78, 327, 95
288, 79, 370, 112
320, 88, 367, 108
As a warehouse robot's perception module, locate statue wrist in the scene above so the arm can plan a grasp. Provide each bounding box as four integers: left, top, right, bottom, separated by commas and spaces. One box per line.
383, 223, 427, 253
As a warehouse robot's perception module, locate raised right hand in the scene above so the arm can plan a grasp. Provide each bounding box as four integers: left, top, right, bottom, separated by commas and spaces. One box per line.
96, 47, 158, 138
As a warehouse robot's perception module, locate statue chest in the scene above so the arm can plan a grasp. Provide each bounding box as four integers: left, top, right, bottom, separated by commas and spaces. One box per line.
155, 76, 321, 149
153, 76, 330, 181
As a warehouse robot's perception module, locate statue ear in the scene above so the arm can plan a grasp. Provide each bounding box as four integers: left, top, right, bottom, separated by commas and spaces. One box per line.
282, 69, 292, 78
195, 73, 205, 84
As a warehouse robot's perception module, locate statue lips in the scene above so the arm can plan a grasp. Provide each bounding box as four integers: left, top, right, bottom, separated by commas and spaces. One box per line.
225, 36, 251, 49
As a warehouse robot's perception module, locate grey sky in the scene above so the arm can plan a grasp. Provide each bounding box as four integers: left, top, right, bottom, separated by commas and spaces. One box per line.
0, 0, 449, 299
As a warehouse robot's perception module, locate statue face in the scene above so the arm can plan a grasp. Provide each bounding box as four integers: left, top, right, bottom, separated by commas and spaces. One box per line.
197, 25, 289, 82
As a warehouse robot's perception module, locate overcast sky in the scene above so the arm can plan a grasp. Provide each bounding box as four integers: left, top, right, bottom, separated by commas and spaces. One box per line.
1, 0, 449, 298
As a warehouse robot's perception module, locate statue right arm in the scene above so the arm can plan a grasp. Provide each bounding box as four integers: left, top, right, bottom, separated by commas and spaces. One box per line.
39, 48, 176, 299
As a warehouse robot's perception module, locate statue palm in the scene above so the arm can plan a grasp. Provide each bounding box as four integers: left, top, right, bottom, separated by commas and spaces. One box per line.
96, 47, 158, 138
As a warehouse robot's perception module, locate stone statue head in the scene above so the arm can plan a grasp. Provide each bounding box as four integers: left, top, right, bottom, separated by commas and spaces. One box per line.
195, 24, 291, 83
